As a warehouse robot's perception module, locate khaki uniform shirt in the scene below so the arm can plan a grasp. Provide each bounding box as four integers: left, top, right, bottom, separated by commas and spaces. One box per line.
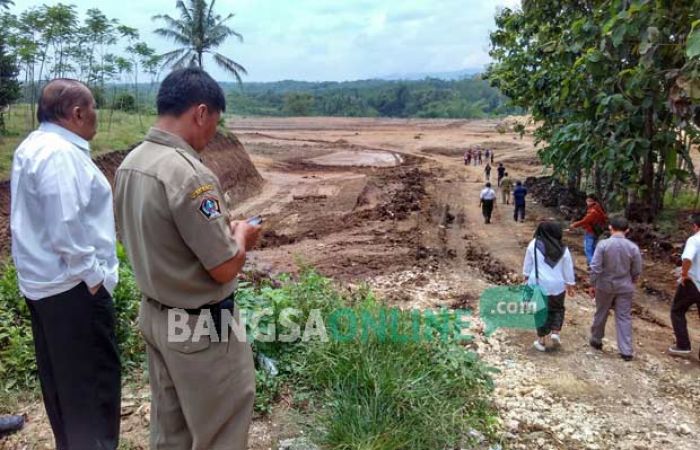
115, 128, 239, 308
500, 177, 513, 190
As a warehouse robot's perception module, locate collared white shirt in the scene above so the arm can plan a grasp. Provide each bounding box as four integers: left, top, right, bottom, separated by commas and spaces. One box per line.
522, 239, 575, 296
11, 122, 118, 300
681, 232, 700, 290
480, 188, 497, 200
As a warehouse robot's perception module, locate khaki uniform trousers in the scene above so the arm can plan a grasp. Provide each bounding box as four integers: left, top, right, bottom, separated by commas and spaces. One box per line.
139, 298, 255, 450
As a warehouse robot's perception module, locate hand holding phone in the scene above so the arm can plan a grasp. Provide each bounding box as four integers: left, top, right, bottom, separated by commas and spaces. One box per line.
247, 215, 263, 226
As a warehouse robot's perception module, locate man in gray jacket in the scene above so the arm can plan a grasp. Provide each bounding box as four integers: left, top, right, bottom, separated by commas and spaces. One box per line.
588, 216, 642, 361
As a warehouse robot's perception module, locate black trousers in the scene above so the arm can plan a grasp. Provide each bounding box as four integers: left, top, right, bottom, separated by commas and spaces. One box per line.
671, 281, 700, 350
514, 204, 526, 222
26, 283, 121, 450
481, 199, 494, 223
537, 292, 566, 337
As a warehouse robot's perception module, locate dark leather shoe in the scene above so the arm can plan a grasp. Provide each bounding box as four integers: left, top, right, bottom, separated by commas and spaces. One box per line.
589, 340, 602, 350
0, 415, 24, 437
620, 354, 633, 362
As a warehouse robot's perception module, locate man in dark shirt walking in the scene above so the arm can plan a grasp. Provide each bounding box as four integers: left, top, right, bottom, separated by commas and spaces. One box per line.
513, 181, 527, 222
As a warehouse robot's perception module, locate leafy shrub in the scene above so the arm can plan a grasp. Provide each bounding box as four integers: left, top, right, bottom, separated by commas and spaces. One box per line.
0, 263, 36, 391
0, 244, 144, 392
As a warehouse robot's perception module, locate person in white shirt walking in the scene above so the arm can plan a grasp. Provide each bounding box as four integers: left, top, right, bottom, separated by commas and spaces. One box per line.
522, 221, 576, 351
479, 182, 497, 224
10, 79, 120, 450
668, 213, 700, 357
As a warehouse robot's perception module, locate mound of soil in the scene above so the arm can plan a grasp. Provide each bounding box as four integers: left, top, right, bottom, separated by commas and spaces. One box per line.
373, 168, 427, 220
201, 131, 264, 204
0, 130, 263, 255
525, 176, 586, 220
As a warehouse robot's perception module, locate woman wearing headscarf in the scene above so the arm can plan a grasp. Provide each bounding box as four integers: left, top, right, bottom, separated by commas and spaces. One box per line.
523, 221, 576, 351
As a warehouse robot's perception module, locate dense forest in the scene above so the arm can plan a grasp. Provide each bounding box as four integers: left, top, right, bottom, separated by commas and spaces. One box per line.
224, 77, 522, 118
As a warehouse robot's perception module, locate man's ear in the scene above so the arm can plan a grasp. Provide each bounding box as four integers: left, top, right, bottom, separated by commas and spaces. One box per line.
72, 105, 83, 123
194, 104, 208, 125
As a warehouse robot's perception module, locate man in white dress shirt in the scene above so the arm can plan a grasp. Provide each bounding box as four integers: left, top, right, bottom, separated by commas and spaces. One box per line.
11, 79, 120, 449
479, 182, 497, 224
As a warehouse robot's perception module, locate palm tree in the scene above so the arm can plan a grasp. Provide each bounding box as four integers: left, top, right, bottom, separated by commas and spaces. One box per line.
153, 0, 247, 83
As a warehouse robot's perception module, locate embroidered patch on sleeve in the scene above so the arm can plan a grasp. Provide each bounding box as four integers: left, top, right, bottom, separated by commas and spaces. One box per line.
199, 197, 222, 220
191, 184, 215, 199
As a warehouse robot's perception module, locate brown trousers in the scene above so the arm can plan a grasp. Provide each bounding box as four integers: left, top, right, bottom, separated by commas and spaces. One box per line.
139, 298, 255, 450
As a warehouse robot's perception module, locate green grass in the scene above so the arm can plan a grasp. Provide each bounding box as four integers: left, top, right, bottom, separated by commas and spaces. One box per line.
664, 188, 699, 211
0, 104, 156, 178
236, 272, 499, 448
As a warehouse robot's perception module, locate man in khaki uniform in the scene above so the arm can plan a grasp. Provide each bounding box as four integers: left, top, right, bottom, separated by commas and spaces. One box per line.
115, 68, 260, 449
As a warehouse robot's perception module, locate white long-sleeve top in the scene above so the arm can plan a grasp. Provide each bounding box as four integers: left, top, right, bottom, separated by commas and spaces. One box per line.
522, 239, 575, 296
11, 122, 118, 300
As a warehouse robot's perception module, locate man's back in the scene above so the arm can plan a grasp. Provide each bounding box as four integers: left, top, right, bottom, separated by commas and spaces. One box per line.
501, 177, 513, 190
590, 236, 642, 293
513, 185, 527, 205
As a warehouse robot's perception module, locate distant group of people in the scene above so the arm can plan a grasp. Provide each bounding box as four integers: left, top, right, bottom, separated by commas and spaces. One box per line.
477, 161, 528, 224
464, 146, 494, 166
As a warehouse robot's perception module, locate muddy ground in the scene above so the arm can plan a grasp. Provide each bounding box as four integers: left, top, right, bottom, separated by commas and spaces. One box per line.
3, 116, 700, 450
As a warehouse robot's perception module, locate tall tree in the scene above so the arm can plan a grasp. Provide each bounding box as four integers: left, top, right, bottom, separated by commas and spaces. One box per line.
0, 28, 21, 134
0, 0, 13, 11
153, 0, 247, 83
486, 0, 700, 221
43, 3, 78, 78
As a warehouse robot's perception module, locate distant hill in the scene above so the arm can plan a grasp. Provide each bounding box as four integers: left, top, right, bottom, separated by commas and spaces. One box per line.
378, 68, 483, 81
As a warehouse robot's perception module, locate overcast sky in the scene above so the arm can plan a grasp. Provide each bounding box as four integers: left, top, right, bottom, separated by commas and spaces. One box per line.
10, 0, 521, 82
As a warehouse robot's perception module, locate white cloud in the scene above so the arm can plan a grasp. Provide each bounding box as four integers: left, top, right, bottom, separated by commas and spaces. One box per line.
10, 0, 521, 82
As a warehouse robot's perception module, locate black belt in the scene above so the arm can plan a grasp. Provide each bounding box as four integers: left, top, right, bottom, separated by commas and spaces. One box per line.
147, 295, 235, 315
147, 295, 235, 340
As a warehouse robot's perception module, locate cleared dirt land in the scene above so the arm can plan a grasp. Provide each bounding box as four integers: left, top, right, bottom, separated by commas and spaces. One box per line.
3, 117, 700, 449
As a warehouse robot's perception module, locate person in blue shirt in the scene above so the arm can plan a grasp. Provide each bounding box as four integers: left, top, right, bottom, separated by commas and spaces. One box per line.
513, 181, 528, 222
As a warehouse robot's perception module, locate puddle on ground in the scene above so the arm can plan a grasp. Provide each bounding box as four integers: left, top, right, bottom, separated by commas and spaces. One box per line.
307, 150, 402, 167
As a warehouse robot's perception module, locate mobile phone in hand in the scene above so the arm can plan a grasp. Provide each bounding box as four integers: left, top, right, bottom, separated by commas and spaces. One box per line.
247, 215, 263, 226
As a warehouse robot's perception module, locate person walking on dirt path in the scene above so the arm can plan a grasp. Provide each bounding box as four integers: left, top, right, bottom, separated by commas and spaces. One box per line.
476, 148, 483, 165
588, 216, 642, 361
464, 148, 471, 166
11, 79, 121, 450
500, 172, 513, 204
668, 213, 700, 357
513, 181, 528, 222
571, 194, 608, 266
523, 221, 576, 352
484, 163, 492, 182
497, 162, 506, 186
491, 149, 495, 164
480, 182, 497, 224
115, 68, 261, 449
484, 148, 491, 164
